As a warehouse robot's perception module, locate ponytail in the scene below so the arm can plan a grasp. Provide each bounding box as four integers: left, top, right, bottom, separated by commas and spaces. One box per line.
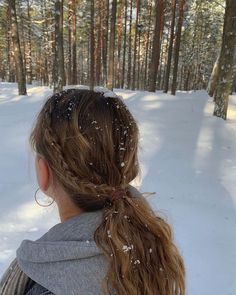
94, 187, 185, 295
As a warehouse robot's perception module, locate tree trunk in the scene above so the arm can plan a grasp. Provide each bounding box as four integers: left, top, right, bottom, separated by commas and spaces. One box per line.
68, 0, 72, 85
53, 0, 65, 93
95, 0, 102, 86
171, 0, 185, 95
8, 0, 27, 95
137, 26, 141, 89
18, 4, 27, 85
71, 0, 77, 85
48, 9, 54, 87
121, 0, 128, 88
26, 0, 32, 84
131, 0, 140, 90
163, 0, 176, 93
207, 55, 220, 97
101, 0, 109, 85
127, 0, 132, 89
144, 1, 152, 90
107, 0, 117, 90
148, 0, 164, 92
90, 0, 95, 90
6, 4, 14, 82
116, 1, 124, 88
41, 0, 49, 85
213, 0, 236, 120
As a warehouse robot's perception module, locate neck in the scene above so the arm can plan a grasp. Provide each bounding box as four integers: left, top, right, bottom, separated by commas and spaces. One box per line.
54, 191, 83, 222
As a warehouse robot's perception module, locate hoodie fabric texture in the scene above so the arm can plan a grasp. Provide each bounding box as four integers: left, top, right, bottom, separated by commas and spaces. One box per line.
16, 210, 109, 295
14, 185, 142, 295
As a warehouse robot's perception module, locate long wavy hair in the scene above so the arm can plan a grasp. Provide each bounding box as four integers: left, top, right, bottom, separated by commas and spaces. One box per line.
30, 89, 185, 295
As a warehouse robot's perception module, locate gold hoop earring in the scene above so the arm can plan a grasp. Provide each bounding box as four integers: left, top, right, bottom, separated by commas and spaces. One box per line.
34, 188, 55, 207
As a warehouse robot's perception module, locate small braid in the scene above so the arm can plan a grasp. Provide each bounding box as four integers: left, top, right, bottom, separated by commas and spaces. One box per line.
43, 123, 123, 199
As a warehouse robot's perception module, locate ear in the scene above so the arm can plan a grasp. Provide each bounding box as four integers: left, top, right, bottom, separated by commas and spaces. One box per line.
35, 156, 51, 192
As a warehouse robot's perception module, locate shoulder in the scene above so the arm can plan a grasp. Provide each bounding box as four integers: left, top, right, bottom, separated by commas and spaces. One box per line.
26, 282, 54, 295
0, 259, 54, 295
0, 258, 30, 294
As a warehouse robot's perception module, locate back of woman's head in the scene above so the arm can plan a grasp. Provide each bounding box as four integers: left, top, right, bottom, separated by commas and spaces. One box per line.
30, 89, 185, 295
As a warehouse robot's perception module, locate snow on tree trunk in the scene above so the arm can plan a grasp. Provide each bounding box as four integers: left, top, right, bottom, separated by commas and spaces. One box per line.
207, 55, 220, 97
213, 0, 236, 120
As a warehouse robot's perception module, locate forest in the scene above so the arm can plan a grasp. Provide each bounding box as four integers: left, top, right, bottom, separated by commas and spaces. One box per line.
0, 0, 235, 119
0, 1, 236, 293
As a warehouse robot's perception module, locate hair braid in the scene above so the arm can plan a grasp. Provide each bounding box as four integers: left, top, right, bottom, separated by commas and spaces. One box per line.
44, 124, 122, 201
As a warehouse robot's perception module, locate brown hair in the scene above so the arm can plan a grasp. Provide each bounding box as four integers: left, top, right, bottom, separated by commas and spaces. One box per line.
30, 89, 185, 295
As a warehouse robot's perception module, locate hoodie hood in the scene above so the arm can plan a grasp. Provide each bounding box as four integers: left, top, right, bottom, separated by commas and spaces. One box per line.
17, 210, 104, 263
17, 210, 108, 295
16, 185, 143, 295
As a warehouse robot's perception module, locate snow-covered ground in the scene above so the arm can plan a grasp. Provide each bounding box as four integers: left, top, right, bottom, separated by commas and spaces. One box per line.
0, 82, 235, 295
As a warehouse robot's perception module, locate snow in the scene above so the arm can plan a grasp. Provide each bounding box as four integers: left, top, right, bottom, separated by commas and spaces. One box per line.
107, 230, 112, 238
0, 82, 236, 295
122, 244, 134, 252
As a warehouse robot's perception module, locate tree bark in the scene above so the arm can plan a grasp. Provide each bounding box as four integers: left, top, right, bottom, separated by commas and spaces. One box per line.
107, 0, 117, 90
127, 0, 133, 89
68, 0, 72, 85
90, 0, 95, 90
148, 0, 164, 92
207, 55, 220, 97
163, 0, 176, 93
101, 0, 109, 85
26, 0, 32, 84
144, 1, 152, 90
213, 0, 236, 120
95, 0, 102, 86
8, 0, 27, 95
53, 0, 65, 93
121, 0, 128, 88
116, 0, 124, 88
6, 4, 14, 82
71, 0, 77, 85
171, 0, 185, 95
131, 0, 140, 90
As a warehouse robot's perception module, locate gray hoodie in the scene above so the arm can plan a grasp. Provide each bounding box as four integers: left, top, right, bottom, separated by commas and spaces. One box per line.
16, 210, 109, 295
16, 186, 143, 295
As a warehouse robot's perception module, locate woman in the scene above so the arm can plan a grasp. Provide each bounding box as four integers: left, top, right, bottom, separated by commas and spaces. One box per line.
0, 89, 185, 295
